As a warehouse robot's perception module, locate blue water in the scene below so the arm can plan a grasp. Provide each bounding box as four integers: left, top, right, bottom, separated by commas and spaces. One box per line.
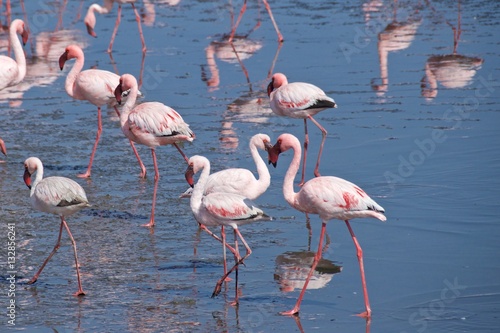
0, 0, 499, 332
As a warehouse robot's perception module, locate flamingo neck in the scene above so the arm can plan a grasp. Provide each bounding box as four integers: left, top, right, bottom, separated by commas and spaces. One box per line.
119, 83, 139, 127
249, 138, 270, 194
31, 161, 44, 196
190, 160, 211, 216
89, 2, 113, 15
282, 140, 301, 208
10, 23, 26, 84
65, 52, 84, 98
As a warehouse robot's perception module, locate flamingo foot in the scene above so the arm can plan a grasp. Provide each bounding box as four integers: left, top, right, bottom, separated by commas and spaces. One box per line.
230, 300, 239, 307
77, 171, 91, 179
27, 277, 37, 285
139, 170, 147, 179
73, 289, 86, 297
280, 308, 299, 316
141, 220, 155, 228
355, 311, 371, 319
211, 283, 223, 298
224, 276, 232, 282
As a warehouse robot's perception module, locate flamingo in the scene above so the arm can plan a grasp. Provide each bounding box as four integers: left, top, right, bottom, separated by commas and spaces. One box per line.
180, 133, 272, 279
0, 137, 6, 162
185, 155, 272, 305
23, 157, 90, 296
267, 73, 337, 186
114, 73, 195, 228
0, 19, 28, 90
228, 0, 284, 43
59, 44, 146, 179
267, 133, 386, 318
84, 0, 146, 53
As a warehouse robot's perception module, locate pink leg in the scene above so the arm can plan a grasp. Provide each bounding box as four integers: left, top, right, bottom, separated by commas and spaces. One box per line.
108, 5, 122, 53
308, 115, 327, 178
78, 106, 103, 178
228, 0, 248, 43
28, 220, 64, 285
173, 143, 190, 164
262, 0, 284, 42
131, 3, 147, 53
198, 223, 237, 255
281, 222, 327, 316
142, 149, 159, 228
300, 119, 309, 186
129, 140, 147, 178
62, 219, 85, 296
221, 226, 232, 282
345, 220, 372, 318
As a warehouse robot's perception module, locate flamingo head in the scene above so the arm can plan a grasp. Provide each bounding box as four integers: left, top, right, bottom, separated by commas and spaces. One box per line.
23, 162, 34, 189
267, 138, 283, 168
267, 73, 288, 97
0, 138, 6, 157
20, 24, 29, 46
59, 45, 83, 70
84, 5, 98, 38
184, 163, 195, 188
114, 79, 125, 105
114, 74, 137, 105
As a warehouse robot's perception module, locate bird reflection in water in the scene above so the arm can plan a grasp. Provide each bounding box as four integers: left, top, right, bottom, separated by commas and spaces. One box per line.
421, 0, 483, 99
371, 1, 421, 96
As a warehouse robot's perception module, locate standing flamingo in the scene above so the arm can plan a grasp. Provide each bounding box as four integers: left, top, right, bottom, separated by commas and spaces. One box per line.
114, 73, 195, 228
0, 19, 28, 90
23, 157, 90, 296
84, 0, 146, 53
180, 133, 272, 280
267, 133, 386, 318
228, 0, 284, 43
185, 155, 272, 305
267, 73, 337, 186
59, 44, 146, 179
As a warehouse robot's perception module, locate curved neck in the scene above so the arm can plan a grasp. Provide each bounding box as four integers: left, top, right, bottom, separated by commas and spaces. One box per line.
190, 161, 211, 215
119, 83, 139, 127
283, 142, 301, 207
10, 24, 26, 83
249, 139, 270, 189
31, 162, 44, 196
65, 52, 84, 98
90, 1, 113, 14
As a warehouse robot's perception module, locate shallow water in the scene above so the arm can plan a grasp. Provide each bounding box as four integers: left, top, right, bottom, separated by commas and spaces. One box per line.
0, 1, 499, 332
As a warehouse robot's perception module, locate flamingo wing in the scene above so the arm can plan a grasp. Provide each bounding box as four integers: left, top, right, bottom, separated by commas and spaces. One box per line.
272, 82, 335, 117
202, 193, 268, 222
34, 177, 89, 211
204, 168, 256, 196
0, 57, 20, 90
75, 69, 119, 104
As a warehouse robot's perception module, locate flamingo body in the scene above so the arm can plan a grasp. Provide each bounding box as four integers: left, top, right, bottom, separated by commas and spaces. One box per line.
0, 19, 28, 90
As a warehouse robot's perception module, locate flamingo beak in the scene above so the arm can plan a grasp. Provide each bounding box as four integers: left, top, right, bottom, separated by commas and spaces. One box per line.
23, 168, 32, 189
59, 51, 69, 71
266, 80, 274, 97
86, 23, 97, 38
114, 82, 124, 105
184, 165, 195, 188
21, 28, 29, 46
267, 143, 281, 168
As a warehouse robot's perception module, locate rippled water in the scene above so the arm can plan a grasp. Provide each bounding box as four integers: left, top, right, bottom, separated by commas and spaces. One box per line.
0, 1, 499, 332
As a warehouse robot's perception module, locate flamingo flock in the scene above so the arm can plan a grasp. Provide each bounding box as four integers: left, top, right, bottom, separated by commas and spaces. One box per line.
0, 2, 386, 321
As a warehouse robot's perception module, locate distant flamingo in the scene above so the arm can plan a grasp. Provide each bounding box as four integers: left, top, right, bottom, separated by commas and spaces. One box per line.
0, 137, 6, 162
180, 133, 272, 279
114, 73, 195, 228
84, 0, 146, 53
0, 19, 28, 90
23, 157, 90, 296
267, 133, 386, 318
267, 73, 337, 186
228, 0, 284, 43
59, 44, 146, 179
185, 155, 272, 305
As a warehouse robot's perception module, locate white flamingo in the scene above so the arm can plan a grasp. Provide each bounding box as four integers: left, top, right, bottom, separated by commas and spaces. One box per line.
0, 19, 28, 90
114, 73, 195, 228
267, 133, 386, 318
185, 155, 272, 305
267, 73, 337, 186
23, 157, 90, 296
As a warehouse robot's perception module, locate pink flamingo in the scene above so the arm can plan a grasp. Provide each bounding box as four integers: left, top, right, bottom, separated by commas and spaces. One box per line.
114, 73, 195, 228
59, 44, 146, 179
0, 137, 6, 162
228, 0, 284, 43
23, 157, 90, 296
181, 133, 272, 279
84, 0, 146, 53
267, 133, 386, 318
0, 19, 28, 90
185, 155, 272, 305
267, 73, 337, 186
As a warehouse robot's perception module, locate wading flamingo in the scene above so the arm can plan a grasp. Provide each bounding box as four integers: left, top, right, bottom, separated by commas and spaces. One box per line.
0, 19, 28, 90
84, 0, 146, 53
23, 157, 90, 296
267, 73, 337, 186
114, 73, 194, 228
185, 155, 272, 305
267, 133, 386, 318
180, 133, 273, 280
59, 44, 146, 179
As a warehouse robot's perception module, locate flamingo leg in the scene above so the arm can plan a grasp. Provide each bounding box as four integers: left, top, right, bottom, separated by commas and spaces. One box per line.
198, 223, 238, 255
262, 0, 284, 42
173, 143, 190, 164
299, 119, 309, 186
129, 140, 147, 178
78, 106, 103, 178
107, 5, 122, 53
221, 226, 232, 282
308, 115, 327, 178
281, 221, 327, 316
62, 219, 85, 296
142, 149, 158, 228
131, 3, 147, 53
345, 220, 372, 318
228, 0, 247, 43
28, 220, 64, 285
212, 227, 251, 300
